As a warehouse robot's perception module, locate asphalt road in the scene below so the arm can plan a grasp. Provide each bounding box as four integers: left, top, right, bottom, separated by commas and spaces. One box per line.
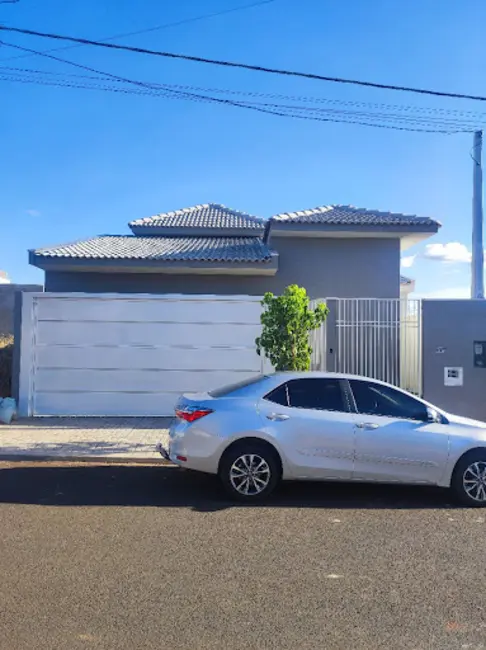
1, 462, 485, 650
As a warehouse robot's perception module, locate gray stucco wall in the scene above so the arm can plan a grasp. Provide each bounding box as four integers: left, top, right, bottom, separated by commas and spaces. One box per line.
422, 300, 486, 421
44, 237, 400, 299
0, 284, 43, 336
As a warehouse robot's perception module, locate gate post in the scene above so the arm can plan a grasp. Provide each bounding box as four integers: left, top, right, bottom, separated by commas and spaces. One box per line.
17, 292, 37, 417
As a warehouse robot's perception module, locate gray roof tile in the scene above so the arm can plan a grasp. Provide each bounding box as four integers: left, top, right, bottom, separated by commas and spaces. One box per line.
32, 235, 275, 263
130, 203, 265, 232
272, 204, 440, 228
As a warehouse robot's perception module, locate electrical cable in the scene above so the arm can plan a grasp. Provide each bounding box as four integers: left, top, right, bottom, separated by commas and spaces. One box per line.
2, 24, 486, 102
0, 41, 475, 133
0, 39, 332, 124
0, 0, 278, 62
4, 63, 486, 120
2, 69, 476, 134
1, 63, 484, 130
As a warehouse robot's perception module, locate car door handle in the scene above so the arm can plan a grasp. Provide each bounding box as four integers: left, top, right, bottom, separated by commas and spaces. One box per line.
266, 413, 290, 421
356, 422, 379, 430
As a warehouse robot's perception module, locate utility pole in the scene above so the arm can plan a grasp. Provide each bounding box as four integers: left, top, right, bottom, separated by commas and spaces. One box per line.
472, 130, 484, 299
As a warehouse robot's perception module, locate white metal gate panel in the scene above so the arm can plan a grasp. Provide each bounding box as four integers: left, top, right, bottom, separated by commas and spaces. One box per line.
18, 293, 263, 416
311, 298, 422, 395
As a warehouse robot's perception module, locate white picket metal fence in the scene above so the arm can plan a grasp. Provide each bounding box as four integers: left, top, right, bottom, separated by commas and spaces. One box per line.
311, 298, 422, 395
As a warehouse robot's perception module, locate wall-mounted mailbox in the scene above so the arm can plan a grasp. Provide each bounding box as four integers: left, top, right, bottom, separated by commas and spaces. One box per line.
444, 367, 463, 386
474, 341, 486, 368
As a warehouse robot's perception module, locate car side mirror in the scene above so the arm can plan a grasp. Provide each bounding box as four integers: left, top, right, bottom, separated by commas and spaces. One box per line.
426, 407, 441, 423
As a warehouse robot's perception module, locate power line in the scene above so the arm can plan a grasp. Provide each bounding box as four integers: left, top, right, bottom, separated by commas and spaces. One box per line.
0, 39, 321, 123
2, 24, 486, 102
1, 65, 481, 127
0, 42, 475, 133
4, 59, 486, 124
3, 72, 471, 133
5, 63, 486, 120
1, 39, 369, 129
0, 0, 277, 62
0, 41, 475, 134
1, 73, 476, 129
1, 67, 475, 133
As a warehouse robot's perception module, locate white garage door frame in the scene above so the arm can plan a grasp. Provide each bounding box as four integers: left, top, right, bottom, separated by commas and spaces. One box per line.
18, 292, 265, 417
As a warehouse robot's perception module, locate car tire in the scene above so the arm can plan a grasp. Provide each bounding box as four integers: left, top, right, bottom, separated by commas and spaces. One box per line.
451, 450, 486, 507
219, 442, 281, 502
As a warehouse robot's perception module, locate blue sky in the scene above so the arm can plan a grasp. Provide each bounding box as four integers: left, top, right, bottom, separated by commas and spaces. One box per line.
1, 0, 485, 296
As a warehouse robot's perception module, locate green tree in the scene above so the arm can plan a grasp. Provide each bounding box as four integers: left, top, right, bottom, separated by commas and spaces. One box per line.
256, 285, 328, 371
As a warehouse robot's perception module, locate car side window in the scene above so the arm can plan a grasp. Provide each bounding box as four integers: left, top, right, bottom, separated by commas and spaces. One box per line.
287, 379, 346, 411
264, 383, 289, 407
350, 380, 427, 421
265, 378, 347, 412
266, 378, 347, 412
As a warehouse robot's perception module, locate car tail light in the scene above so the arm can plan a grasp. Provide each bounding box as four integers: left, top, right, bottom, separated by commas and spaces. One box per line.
175, 407, 213, 423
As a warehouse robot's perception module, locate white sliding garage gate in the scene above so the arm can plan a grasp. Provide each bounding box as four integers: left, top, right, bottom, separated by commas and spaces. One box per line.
18, 293, 264, 417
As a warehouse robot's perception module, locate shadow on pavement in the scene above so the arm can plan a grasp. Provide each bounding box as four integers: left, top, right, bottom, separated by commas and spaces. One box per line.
0, 463, 459, 512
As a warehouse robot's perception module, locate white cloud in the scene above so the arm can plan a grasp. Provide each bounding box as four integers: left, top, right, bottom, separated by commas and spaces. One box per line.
424, 242, 472, 263
26, 209, 41, 217
401, 255, 416, 268
0, 271, 10, 284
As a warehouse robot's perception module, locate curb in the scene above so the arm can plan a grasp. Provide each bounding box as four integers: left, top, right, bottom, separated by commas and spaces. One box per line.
0, 454, 173, 465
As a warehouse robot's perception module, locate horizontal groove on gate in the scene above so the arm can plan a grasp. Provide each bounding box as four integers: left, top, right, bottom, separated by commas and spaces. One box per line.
36, 389, 222, 394
38, 367, 258, 372
35, 343, 257, 350
37, 319, 260, 325
36, 295, 261, 303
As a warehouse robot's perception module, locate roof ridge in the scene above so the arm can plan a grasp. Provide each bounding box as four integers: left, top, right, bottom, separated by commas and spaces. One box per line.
129, 203, 265, 230
271, 203, 440, 226
156, 203, 211, 218
130, 203, 264, 225
272, 205, 333, 220
331, 203, 433, 220
205, 203, 265, 221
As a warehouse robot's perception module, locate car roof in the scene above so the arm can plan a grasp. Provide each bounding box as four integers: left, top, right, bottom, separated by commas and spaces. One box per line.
266, 371, 425, 393
270, 371, 385, 382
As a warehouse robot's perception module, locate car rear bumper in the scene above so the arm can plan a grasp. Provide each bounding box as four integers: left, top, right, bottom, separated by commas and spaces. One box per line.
156, 438, 221, 474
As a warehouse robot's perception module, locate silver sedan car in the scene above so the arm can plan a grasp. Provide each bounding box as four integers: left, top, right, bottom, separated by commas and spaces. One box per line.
157, 372, 486, 506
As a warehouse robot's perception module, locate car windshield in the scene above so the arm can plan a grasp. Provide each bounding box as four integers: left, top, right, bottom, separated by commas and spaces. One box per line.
209, 375, 268, 398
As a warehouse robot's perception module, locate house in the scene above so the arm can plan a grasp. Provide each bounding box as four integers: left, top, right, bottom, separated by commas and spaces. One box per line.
17, 202, 439, 417
30, 203, 439, 298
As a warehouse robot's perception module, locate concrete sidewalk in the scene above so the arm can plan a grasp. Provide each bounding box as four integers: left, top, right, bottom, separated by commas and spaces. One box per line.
0, 417, 171, 462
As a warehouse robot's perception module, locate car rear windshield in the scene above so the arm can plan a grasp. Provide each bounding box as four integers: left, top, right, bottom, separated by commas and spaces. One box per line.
209, 375, 267, 398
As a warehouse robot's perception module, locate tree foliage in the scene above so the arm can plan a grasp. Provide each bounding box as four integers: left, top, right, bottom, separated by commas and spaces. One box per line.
255, 285, 328, 371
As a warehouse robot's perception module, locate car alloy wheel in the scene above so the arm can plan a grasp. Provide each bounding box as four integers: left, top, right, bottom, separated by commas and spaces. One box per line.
462, 461, 486, 503
229, 453, 271, 496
